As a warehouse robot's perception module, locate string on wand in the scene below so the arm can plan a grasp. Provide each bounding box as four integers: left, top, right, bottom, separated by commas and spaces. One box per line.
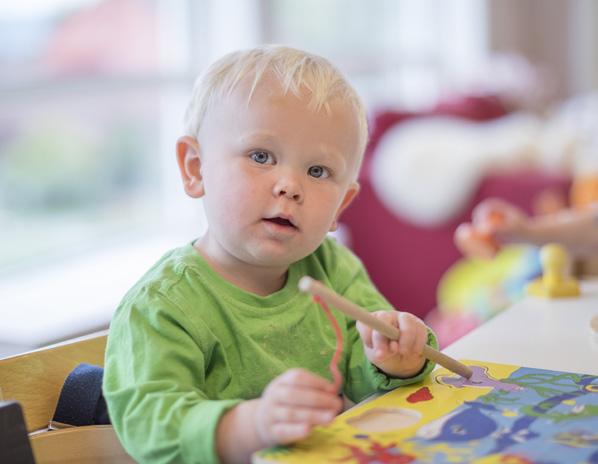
313, 295, 344, 393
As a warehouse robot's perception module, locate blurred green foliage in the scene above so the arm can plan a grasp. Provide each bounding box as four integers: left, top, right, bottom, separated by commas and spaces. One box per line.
0, 119, 149, 213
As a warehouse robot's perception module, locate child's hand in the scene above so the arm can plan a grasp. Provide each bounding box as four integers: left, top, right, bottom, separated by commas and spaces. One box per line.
471, 198, 528, 241
455, 198, 529, 259
357, 311, 427, 378
216, 369, 341, 463
254, 368, 342, 447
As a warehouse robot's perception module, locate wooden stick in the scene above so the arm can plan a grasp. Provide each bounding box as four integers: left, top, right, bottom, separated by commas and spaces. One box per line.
299, 276, 473, 379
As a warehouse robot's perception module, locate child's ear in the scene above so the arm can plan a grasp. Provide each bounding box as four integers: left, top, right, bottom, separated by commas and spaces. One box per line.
330, 181, 360, 231
176, 136, 205, 198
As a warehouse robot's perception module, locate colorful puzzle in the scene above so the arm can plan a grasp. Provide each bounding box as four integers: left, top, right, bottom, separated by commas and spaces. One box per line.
253, 360, 598, 463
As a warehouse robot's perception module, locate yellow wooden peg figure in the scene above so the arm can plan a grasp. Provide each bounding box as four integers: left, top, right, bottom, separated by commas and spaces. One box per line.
527, 243, 580, 298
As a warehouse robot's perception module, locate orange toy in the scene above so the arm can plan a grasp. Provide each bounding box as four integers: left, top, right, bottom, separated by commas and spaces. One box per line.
570, 174, 598, 210
569, 174, 598, 277
454, 210, 506, 259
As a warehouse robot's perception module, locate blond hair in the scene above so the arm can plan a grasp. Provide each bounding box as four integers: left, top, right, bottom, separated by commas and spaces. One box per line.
183, 45, 369, 159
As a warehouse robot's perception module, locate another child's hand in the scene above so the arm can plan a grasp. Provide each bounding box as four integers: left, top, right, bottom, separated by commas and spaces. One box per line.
471, 198, 528, 241
455, 198, 529, 259
357, 310, 427, 378
254, 368, 342, 447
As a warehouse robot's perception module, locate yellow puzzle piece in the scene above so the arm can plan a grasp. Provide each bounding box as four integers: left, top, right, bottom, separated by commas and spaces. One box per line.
526, 243, 580, 298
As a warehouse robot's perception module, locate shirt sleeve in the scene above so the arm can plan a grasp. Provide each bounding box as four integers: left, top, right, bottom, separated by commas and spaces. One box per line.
336, 256, 439, 403
103, 289, 240, 464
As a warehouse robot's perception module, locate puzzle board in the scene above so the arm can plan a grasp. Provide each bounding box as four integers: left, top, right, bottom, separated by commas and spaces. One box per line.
253, 360, 598, 463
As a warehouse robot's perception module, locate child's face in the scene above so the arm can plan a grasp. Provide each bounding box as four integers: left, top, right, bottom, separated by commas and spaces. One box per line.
180, 75, 361, 269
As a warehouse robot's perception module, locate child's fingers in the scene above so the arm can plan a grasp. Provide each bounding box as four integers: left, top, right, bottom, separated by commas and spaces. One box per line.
473, 199, 524, 235
269, 385, 342, 410
406, 324, 426, 358
454, 223, 499, 259
269, 422, 312, 445
396, 326, 415, 356
356, 320, 373, 348
257, 371, 343, 446
396, 312, 415, 354
260, 394, 339, 444
266, 369, 342, 413
271, 405, 336, 425
413, 322, 427, 355
472, 199, 509, 225
277, 368, 337, 393
372, 327, 392, 354
396, 312, 426, 356
360, 311, 427, 362
370, 311, 398, 358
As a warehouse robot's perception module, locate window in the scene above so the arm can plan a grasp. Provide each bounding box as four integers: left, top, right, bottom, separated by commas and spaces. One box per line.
0, 0, 206, 355
1, 0, 166, 271
262, 0, 487, 109
0, 0, 487, 356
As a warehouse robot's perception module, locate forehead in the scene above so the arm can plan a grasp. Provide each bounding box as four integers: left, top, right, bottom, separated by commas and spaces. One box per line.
239, 73, 358, 120
206, 74, 362, 162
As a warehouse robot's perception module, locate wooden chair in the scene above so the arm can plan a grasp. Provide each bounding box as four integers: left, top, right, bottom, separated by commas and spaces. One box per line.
0, 331, 135, 463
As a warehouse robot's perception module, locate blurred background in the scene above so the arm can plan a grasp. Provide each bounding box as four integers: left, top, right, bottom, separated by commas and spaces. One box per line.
1, 0, 597, 356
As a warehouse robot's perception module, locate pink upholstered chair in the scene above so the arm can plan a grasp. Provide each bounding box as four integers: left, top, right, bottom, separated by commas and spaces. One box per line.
340, 97, 571, 320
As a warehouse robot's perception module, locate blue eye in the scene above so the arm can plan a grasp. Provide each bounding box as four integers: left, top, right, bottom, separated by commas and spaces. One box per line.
308, 165, 330, 178
250, 151, 273, 164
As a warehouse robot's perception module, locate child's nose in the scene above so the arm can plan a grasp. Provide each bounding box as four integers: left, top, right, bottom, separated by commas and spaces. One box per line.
273, 177, 303, 203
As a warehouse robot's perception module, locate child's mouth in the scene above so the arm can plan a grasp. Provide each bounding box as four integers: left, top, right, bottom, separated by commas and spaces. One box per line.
263, 217, 298, 229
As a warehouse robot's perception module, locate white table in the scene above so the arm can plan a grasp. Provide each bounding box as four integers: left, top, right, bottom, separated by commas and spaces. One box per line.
0, 237, 180, 358
443, 280, 598, 376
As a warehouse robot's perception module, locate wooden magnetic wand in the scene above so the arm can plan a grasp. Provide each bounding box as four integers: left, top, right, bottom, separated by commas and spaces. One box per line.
299, 276, 473, 379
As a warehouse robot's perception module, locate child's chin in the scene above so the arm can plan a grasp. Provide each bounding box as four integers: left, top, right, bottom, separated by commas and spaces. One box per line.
249, 245, 310, 267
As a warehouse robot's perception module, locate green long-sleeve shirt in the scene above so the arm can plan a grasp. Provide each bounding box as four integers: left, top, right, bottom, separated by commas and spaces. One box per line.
103, 237, 437, 463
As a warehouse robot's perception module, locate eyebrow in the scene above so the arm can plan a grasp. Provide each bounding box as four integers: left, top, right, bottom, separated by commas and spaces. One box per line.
316, 144, 347, 171
239, 132, 277, 145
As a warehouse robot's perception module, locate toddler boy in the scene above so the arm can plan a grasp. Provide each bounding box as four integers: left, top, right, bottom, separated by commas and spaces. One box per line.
103, 45, 438, 464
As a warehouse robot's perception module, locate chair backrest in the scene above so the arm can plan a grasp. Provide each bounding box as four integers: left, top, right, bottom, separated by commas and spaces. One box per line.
0, 331, 107, 433
0, 330, 136, 463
